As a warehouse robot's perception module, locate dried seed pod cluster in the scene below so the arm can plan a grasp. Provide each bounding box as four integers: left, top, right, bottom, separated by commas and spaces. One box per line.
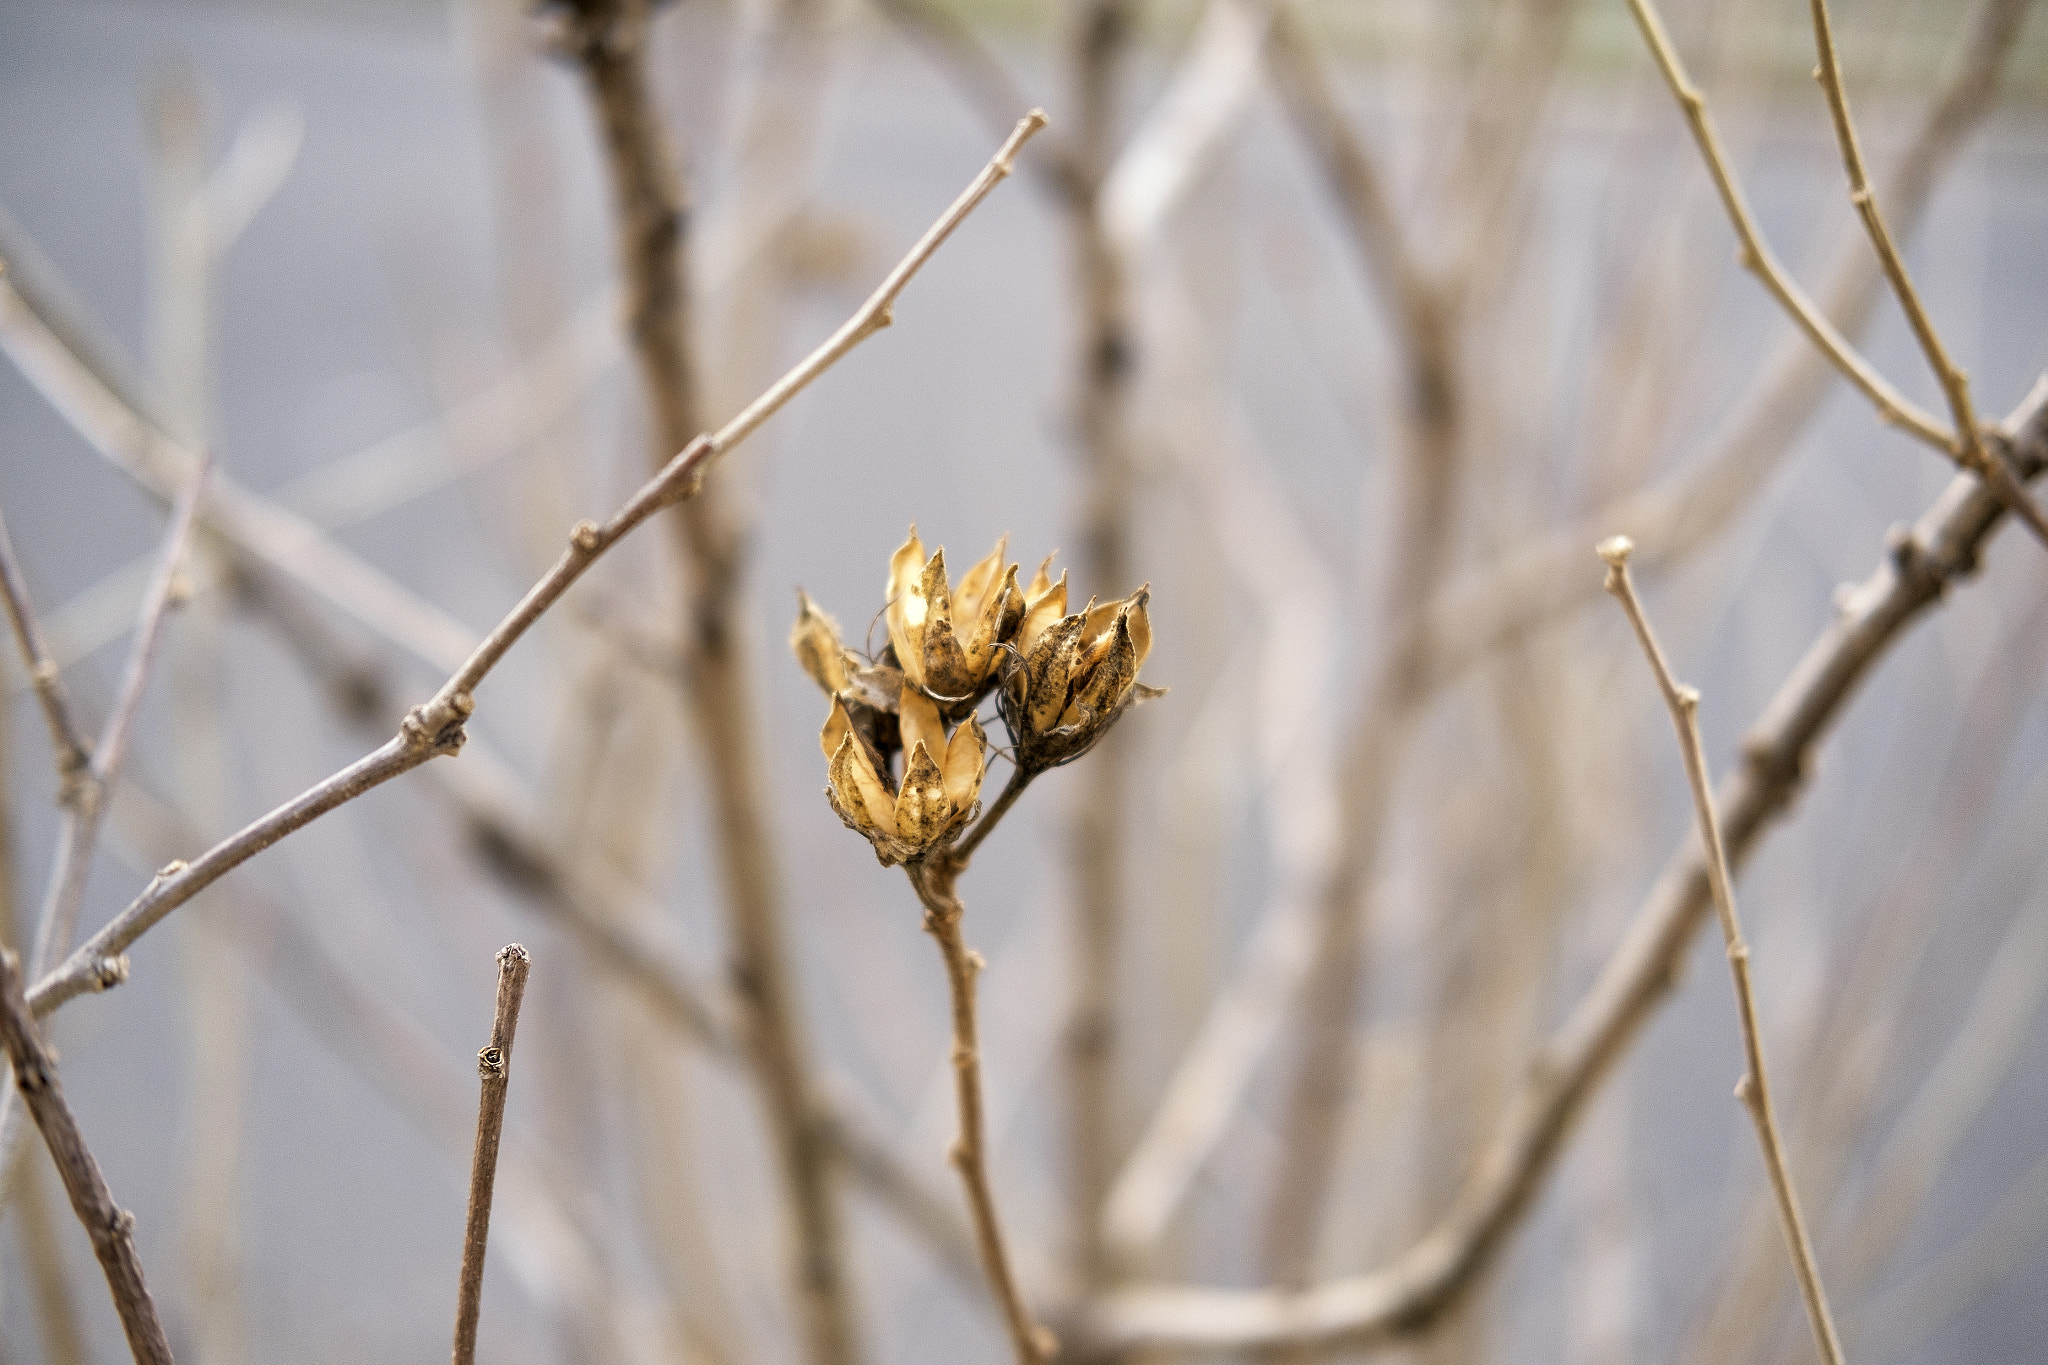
792, 524, 1159, 862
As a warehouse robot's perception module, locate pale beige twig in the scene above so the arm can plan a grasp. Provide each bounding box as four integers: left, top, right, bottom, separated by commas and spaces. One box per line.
1806, 0, 2048, 548
908, 853, 1052, 1365
452, 943, 533, 1365
0, 502, 90, 786
1598, 537, 1844, 1365
1620, 0, 1947, 451
21, 112, 1046, 1020
0, 947, 172, 1365
1074, 381, 2048, 1355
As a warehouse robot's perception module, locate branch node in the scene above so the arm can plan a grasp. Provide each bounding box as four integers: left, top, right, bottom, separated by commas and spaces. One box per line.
569, 519, 601, 553
90, 956, 130, 992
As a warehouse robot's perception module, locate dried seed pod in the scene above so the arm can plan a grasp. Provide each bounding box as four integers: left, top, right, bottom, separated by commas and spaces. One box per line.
1000, 583, 1160, 772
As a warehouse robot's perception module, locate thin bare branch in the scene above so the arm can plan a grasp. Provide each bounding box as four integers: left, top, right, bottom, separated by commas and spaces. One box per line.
0, 947, 173, 1364
452, 943, 532, 1365
1806, 0, 2048, 548
0, 501, 90, 785
1075, 380, 2048, 1355
21, 112, 1045, 1020
1599, 537, 1844, 1365
1620, 0, 1949, 450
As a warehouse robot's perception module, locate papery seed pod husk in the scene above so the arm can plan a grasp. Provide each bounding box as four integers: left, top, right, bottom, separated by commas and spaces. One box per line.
829, 734, 895, 840
943, 714, 986, 812
958, 564, 1018, 688
1060, 606, 1138, 729
917, 550, 976, 698
886, 525, 929, 689
790, 589, 855, 695
895, 741, 949, 846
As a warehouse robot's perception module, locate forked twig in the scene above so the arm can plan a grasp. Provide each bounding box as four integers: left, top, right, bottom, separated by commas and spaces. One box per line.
29, 447, 210, 980
452, 943, 532, 1365
0, 948, 173, 1365
23, 111, 1047, 1018
1621, 0, 1948, 450
1599, 536, 1845, 1365
0, 447, 212, 1183
1806, 0, 2048, 549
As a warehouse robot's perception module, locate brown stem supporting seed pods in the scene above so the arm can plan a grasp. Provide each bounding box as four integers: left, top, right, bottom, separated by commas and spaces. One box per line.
910, 853, 1052, 1365
452, 944, 532, 1365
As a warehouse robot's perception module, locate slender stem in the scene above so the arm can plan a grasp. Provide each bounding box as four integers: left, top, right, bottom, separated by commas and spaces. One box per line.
452, 943, 532, 1365
952, 764, 1030, 864
1806, 0, 2048, 549
1599, 539, 1845, 1365
910, 859, 1049, 1365
1621, 0, 1950, 451
0, 502, 91, 786
0, 947, 173, 1365
20, 113, 1042, 1022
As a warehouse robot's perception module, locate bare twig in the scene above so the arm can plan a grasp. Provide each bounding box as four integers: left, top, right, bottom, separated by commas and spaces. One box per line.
452, 943, 533, 1365
0, 948, 173, 1365
0, 446, 213, 1184
1806, 0, 2048, 548
0, 501, 90, 785
909, 855, 1052, 1365
1599, 537, 1845, 1365
22, 111, 1046, 1019
1620, 0, 1949, 450
1074, 381, 2048, 1354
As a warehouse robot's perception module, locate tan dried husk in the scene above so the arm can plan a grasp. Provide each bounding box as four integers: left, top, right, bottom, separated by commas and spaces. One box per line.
1000, 583, 1160, 772
820, 683, 986, 865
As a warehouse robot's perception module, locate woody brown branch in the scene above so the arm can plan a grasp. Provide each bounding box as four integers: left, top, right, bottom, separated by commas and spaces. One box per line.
0, 947, 173, 1365
555, 1, 860, 1358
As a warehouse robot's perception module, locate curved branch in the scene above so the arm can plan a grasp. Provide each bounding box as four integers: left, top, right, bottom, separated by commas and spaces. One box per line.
1077, 380, 2048, 1355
